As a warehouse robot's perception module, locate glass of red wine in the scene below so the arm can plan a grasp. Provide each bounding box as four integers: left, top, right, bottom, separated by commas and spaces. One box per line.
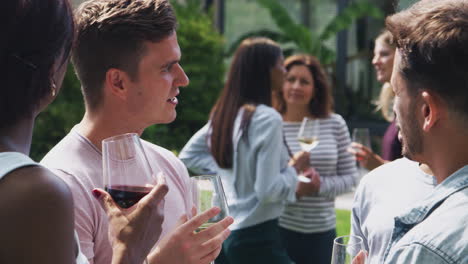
102, 133, 157, 209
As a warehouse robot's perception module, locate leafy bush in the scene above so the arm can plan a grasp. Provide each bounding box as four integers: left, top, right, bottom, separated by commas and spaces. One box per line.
31, 65, 84, 161
31, 1, 224, 160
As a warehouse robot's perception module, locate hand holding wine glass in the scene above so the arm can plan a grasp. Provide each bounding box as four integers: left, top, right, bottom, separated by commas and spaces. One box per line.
349, 128, 385, 171
92, 181, 168, 264
296, 117, 320, 183
331, 235, 368, 264
148, 174, 231, 264
148, 206, 233, 264
103, 133, 159, 210
298, 117, 320, 152
191, 174, 229, 232
102, 133, 162, 264
192, 175, 229, 264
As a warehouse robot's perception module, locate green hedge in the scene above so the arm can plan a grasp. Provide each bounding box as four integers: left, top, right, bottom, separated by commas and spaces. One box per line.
31, 2, 224, 160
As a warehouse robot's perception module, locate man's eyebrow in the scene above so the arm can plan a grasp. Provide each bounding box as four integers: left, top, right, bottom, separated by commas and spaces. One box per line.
160, 59, 179, 69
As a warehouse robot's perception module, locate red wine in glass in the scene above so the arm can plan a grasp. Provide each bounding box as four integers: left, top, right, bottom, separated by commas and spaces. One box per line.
105, 185, 153, 209
102, 133, 158, 210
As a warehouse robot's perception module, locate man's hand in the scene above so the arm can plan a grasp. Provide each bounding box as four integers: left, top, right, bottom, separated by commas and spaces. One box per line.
92, 177, 169, 264
148, 207, 234, 264
352, 250, 368, 264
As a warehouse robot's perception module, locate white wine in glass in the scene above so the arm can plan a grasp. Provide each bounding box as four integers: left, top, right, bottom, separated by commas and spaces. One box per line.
191, 175, 229, 264
298, 117, 320, 152
297, 117, 320, 182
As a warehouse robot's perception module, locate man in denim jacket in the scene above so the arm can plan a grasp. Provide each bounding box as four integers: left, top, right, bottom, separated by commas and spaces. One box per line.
377, 0, 468, 263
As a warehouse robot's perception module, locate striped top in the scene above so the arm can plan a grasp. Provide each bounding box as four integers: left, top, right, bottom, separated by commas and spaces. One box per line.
279, 113, 358, 233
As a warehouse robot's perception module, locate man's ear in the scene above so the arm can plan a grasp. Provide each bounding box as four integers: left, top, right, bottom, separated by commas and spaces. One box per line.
421, 90, 443, 132
104, 68, 130, 100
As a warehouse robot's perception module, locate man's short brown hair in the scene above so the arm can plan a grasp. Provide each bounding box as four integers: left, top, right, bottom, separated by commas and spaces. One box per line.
386, 0, 468, 118
72, 0, 177, 110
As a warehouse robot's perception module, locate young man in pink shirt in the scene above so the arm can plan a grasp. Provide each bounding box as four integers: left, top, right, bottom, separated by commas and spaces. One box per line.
41, 0, 232, 263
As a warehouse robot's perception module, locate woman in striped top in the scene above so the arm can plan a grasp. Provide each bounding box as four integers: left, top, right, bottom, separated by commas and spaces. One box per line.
274, 54, 358, 264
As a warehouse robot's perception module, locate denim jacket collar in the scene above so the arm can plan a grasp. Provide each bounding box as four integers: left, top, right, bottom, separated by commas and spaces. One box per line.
395, 165, 468, 226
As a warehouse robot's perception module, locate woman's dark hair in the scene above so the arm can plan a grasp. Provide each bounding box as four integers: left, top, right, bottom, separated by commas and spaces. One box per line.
1, 0, 74, 130
275, 54, 333, 118
210, 37, 282, 168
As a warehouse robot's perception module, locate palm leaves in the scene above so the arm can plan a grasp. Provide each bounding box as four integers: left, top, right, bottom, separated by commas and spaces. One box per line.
228, 0, 383, 66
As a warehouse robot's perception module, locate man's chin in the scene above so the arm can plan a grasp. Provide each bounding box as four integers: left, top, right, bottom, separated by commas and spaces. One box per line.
156, 114, 177, 125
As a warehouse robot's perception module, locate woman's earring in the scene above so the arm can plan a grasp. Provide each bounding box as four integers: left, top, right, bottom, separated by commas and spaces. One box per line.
51, 81, 57, 97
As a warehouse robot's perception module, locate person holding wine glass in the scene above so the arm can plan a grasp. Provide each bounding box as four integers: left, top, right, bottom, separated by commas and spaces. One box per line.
273, 54, 358, 264
40, 0, 233, 263
354, 1, 468, 263
180, 37, 318, 264
348, 30, 402, 171
0, 0, 217, 263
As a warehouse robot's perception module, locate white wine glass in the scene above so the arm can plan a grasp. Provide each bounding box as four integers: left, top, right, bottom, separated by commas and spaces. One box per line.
331, 235, 367, 264
191, 174, 229, 264
297, 117, 320, 182
352, 128, 371, 178
102, 133, 158, 264
298, 117, 320, 152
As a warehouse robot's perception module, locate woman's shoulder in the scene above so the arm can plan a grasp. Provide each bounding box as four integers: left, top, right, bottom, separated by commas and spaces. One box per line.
321, 113, 347, 126
246, 105, 282, 134
0, 165, 73, 210
253, 104, 282, 121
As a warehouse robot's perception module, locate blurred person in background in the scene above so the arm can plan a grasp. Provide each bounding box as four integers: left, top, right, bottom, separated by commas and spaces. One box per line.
274, 54, 357, 264
349, 30, 402, 171
354, 1, 468, 262
180, 38, 318, 264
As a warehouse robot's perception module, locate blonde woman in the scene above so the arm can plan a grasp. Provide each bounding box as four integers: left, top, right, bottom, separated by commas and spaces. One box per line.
350, 30, 402, 170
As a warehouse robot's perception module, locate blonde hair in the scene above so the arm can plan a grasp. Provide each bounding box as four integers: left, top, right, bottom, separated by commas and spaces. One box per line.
373, 29, 396, 122
375, 29, 396, 49
374, 82, 395, 122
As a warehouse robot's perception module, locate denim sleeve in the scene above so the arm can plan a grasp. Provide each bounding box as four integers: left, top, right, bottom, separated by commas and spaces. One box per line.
179, 122, 219, 175
385, 243, 451, 264
251, 109, 297, 204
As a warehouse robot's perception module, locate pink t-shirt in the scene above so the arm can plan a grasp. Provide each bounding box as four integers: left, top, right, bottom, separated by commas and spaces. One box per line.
41, 126, 193, 264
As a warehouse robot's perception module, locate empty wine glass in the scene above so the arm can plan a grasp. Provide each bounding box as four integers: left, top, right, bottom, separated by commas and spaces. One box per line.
352, 128, 371, 153
102, 133, 158, 209
191, 174, 229, 264
298, 117, 320, 152
352, 128, 371, 178
331, 235, 367, 264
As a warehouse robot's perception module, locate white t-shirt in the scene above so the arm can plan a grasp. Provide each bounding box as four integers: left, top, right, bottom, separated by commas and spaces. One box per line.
41, 127, 193, 264
350, 158, 436, 263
